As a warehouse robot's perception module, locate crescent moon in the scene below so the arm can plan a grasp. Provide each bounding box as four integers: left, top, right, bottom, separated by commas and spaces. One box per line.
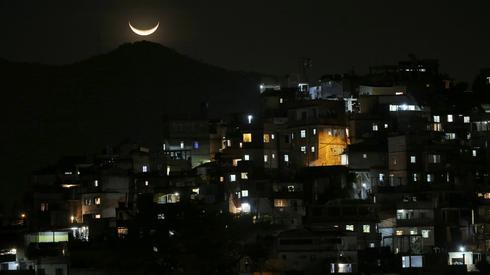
129, 21, 159, 36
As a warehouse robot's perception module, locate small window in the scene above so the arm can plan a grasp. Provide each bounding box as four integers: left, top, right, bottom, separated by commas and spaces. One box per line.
433, 115, 440, 123
94, 180, 99, 187
422, 230, 430, 238
300, 130, 306, 138
40, 202, 49, 212
464, 116, 470, 123
362, 153, 367, 159
244, 154, 250, 161
271, 134, 275, 140
284, 154, 289, 162
180, 141, 184, 149
427, 174, 433, 182
264, 155, 268, 162
300, 146, 307, 153
142, 165, 148, 173
363, 224, 370, 233
311, 146, 315, 153
396, 230, 403, 236
473, 150, 477, 157
95, 214, 101, 219
410, 156, 416, 163
263, 134, 270, 143
372, 123, 379, 131
346, 225, 354, 231
313, 128, 317, 135
241, 172, 248, 179
145, 180, 149, 186
193, 141, 199, 149
230, 174, 236, 182
94, 197, 101, 205
447, 114, 453, 122
428, 154, 440, 163
243, 133, 252, 143
241, 190, 249, 197
279, 98, 283, 104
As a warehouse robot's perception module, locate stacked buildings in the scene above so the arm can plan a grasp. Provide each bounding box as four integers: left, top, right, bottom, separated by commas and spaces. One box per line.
1, 58, 490, 274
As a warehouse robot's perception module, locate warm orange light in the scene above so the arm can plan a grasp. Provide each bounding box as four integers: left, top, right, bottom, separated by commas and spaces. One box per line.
20, 213, 26, 219
309, 129, 348, 167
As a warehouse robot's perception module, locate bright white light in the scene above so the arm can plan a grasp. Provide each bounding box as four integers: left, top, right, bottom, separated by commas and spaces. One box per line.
459, 246, 465, 252
247, 115, 253, 124
241, 203, 251, 213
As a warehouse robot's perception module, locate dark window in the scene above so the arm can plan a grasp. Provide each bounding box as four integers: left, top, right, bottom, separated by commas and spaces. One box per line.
56, 268, 64, 275
38, 269, 46, 275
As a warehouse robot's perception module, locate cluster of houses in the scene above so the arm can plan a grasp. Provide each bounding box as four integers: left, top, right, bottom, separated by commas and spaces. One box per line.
1, 59, 490, 274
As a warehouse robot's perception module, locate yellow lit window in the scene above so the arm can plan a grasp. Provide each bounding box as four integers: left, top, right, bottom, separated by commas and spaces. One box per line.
241, 172, 248, 179
95, 197, 101, 205
263, 134, 270, 143
396, 230, 403, 236
274, 199, 288, 208
243, 133, 252, 143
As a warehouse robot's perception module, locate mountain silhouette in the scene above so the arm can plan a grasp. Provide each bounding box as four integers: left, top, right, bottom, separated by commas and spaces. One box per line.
0, 41, 263, 209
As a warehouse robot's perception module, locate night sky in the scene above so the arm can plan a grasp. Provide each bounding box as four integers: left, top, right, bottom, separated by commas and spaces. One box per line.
1, 0, 490, 212
1, 0, 489, 81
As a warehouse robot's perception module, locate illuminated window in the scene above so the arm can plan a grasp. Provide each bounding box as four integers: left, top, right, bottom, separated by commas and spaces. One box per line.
379, 173, 384, 182
288, 185, 295, 192
473, 150, 477, 157
271, 134, 275, 140
372, 123, 379, 131
362, 154, 367, 159
422, 230, 430, 238
464, 116, 470, 123
396, 230, 403, 236
413, 173, 419, 182
243, 133, 252, 143
346, 225, 354, 231
427, 174, 433, 182
95, 214, 101, 219
402, 256, 423, 268
94, 197, 101, 205
145, 180, 149, 186
142, 165, 148, 173
241, 203, 251, 213
180, 141, 184, 149
447, 114, 453, 122
300, 130, 306, 138
279, 98, 283, 104
219, 176, 224, 182
313, 129, 317, 135
410, 156, 416, 163
363, 225, 371, 233
241, 172, 248, 179
384, 123, 389, 128
117, 227, 128, 238
227, 140, 231, 147
193, 141, 199, 149
300, 146, 306, 153
428, 154, 440, 163
263, 134, 270, 143
272, 153, 275, 159
157, 214, 165, 220
433, 115, 440, 123
230, 174, 236, 182
94, 180, 99, 187
40, 202, 49, 212
247, 115, 253, 124
445, 133, 456, 140
284, 154, 289, 162
264, 155, 268, 162
410, 229, 417, 235
311, 146, 315, 153
239, 142, 243, 148
432, 123, 443, 131
241, 190, 249, 197
274, 199, 288, 208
